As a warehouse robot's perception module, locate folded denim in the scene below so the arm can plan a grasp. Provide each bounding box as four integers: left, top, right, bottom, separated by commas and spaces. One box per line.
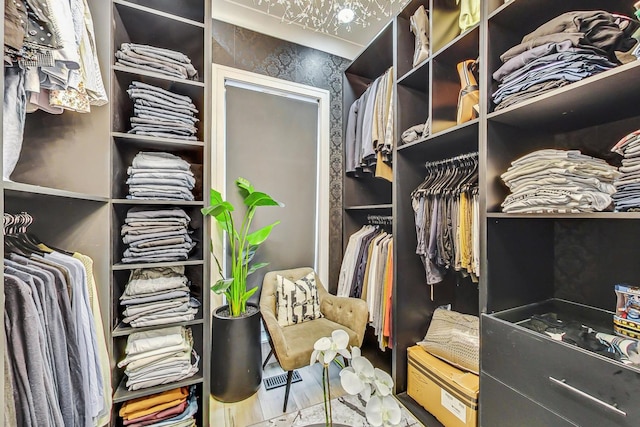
127, 195, 195, 201
123, 229, 188, 244
129, 126, 195, 137
128, 173, 196, 186
131, 154, 191, 172
124, 307, 198, 325
116, 51, 192, 80
130, 118, 197, 134
128, 92, 199, 114
122, 255, 189, 264
494, 41, 572, 81
123, 302, 196, 323
128, 131, 198, 141
126, 243, 194, 254
124, 220, 189, 228
130, 81, 195, 104
134, 111, 198, 127
494, 79, 569, 110
134, 105, 198, 123
135, 98, 198, 115
127, 177, 195, 188
120, 290, 191, 306
123, 297, 190, 316
128, 188, 195, 200
124, 249, 192, 260
126, 207, 191, 220
120, 43, 192, 63
116, 57, 186, 80
121, 289, 190, 303
120, 43, 197, 78
121, 225, 187, 236
128, 88, 196, 110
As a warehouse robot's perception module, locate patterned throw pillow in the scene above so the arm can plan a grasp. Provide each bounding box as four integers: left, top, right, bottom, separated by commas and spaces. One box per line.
276, 271, 324, 327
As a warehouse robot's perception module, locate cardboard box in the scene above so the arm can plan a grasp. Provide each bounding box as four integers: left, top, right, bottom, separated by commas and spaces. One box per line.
407, 346, 479, 427
614, 284, 640, 336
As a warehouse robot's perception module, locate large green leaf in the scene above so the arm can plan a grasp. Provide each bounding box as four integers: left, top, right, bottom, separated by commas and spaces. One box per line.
210, 188, 224, 204
241, 286, 259, 304
211, 278, 234, 294
244, 192, 284, 208
241, 244, 259, 265
201, 201, 234, 218
236, 177, 254, 199
246, 221, 280, 246
247, 262, 269, 276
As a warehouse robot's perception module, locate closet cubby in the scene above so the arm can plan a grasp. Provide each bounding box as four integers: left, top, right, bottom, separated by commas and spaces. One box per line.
111, 204, 204, 266
111, 322, 205, 402
396, 77, 429, 146
113, 1, 205, 81
431, 26, 479, 134
396, 0, 430, 79
111, 69, 205, 141
111, 141, 204, 200
431, 0, 462, 53
111, 264, 204, 333
113, 0, 206, 24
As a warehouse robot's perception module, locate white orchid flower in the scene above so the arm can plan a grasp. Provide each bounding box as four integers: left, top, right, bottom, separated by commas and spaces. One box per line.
310, 329, 351, 366
339, 350, 375, 400
372, 367, 394, 396
365, 395, 402, 427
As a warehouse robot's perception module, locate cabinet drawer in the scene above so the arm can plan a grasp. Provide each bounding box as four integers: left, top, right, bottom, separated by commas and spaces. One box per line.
480, 373, 577, 427
482, 314, 640, 427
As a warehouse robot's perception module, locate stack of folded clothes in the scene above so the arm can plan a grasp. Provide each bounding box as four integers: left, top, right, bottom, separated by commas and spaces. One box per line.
611, 129, 640, 211
127, 152, 196, 201
120, 266, 200, 328
119, 386, 198, 427
117, 326, 199, 391
121, 207, 195, 264
127, 81, 199, 141
493, 10, 638, 111
116, 43, 198, 80
501, 149, 620, 213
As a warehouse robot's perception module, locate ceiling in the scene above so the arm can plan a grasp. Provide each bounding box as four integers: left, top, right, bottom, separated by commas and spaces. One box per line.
212, 0, 409, 59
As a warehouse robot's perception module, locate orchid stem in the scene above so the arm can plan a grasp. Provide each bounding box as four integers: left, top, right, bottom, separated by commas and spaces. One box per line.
322, 364, 330, 427
326, 364, 333, 426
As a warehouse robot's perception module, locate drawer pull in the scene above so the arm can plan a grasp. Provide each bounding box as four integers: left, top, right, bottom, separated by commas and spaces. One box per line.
549, 377, 626, 417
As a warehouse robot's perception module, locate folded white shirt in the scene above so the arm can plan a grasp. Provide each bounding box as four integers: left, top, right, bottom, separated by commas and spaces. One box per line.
125, 326, 185, 355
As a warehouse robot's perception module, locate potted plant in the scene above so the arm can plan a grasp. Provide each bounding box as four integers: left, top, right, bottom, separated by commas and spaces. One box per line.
202, 177, 283, 402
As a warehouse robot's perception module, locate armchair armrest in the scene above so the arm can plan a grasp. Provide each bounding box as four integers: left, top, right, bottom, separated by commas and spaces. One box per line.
320, 294, 368, 346
261, 309, 288, 359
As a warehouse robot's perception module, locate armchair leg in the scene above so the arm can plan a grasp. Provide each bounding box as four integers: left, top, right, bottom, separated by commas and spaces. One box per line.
283, 370, 294, 412
262, 348, 274, 370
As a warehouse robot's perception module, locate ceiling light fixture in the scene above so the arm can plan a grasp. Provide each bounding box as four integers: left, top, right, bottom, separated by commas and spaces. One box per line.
254, 0, 410, 35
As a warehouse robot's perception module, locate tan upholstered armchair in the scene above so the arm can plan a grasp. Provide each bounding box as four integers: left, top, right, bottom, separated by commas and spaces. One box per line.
260, 267, 369, 412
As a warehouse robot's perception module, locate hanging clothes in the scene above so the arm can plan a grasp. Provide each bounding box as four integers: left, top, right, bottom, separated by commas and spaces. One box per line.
2, 0, 108, 181
337, 222, 394, 349
344, 67, 395, 181
3, 212, 112, 426
411, 153, 480, 287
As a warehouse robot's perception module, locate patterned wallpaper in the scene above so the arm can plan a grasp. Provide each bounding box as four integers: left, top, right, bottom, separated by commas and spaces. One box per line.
212, 19, 351, 287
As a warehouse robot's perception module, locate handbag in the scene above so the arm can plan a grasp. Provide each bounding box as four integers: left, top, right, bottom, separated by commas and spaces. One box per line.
456, 59, 480, 125
410, 5, 429, 67
418, 307, 479, 374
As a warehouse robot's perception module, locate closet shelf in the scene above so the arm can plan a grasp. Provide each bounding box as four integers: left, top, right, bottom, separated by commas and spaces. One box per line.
396, 393, 444, 427
345, 204, 393, 211
113, 373, 204, 403
112, 133, 205, 152
488, 0, 517, 21
112, 259, 204, 270
112, 199, 205, 206
398, 58, 430, 91
432, 23, 480, 63
3, 182, 109, 202
112, 316, 204, 337
488, 61, 640, 132
112, 64, 205, 88
487, 212, 640, 220
398, 119, 478, 157
113, 0, 205, 28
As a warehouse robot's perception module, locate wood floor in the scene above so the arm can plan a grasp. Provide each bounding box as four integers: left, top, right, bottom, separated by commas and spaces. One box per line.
209, 344, 347, 426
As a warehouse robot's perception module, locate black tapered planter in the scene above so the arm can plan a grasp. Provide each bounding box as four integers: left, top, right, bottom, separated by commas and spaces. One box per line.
210, 303, 262, 402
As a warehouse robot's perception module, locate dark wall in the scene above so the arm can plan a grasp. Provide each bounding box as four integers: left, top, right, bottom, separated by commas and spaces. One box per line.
212, 19, 351, 288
